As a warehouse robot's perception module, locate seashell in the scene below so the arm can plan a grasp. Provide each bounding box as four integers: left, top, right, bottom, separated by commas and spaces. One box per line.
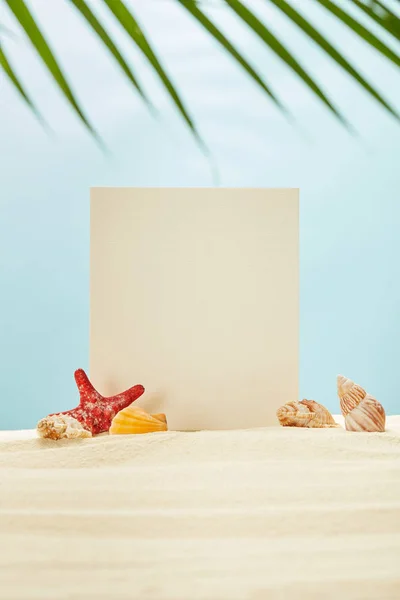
337, 375, 385, 432
109, 405, 168, 435
151, 413, 167, 425
276, 399, 339, 428
37, 414, 92, 440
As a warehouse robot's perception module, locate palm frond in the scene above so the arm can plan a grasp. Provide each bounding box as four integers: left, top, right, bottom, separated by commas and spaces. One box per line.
351, 0, 400, 41
177, 0, 288, 115
269, 0, 399, 120
313, 0, 400, 68
102, 0, 202, 143
4, 0, 100, 142
224, 0, 349, 126
0, 43, 43, 121
68, 0, 151, 108
1, 0, 399, 144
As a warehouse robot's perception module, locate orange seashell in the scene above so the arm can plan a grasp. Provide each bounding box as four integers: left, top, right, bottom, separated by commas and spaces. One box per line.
151, 413, 167, 425
109, 405, 168, 435
276, 399, 339, 428
337, 375, 385, 432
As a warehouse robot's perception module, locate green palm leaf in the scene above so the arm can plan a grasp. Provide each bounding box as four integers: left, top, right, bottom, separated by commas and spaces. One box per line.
0, 43, 43, 121
2, 0, 399, 143
314, 0, 400, 68
268, 0, 399, 120
224, 0, 349, 126
102, 0, 201, 142
4, 0, 100, 141
68, 0, 151, 108
352, 0, 400, 41
177, 0, 288, 114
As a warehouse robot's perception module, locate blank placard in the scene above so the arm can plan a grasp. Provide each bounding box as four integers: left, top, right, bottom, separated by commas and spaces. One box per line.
90, 188, 298, 430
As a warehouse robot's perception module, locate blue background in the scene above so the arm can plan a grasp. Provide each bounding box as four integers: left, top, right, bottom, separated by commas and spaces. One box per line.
1, 0, 399, 429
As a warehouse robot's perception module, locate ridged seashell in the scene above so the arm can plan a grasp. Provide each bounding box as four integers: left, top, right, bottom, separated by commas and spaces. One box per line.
276, 399, 339, 428
337, 375, 385, 432
151, 413, 167, 425
109, 405, 168, 435
37, 414, 92, 440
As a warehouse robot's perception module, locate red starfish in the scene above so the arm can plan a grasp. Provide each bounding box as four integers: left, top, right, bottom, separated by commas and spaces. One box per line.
50, 369, 145, 434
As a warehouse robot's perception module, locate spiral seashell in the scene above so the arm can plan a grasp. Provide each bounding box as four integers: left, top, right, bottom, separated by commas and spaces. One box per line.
337, 375, 385, 432
276, 399, 339, 428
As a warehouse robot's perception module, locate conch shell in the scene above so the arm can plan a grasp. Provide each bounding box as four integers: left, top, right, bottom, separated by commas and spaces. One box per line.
109, 405, 168, 435
37, 414, 92, 440
337, 375, 385, 432
277, 399, 339, 428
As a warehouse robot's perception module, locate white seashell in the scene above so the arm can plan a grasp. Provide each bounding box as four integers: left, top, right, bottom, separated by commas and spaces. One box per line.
37, 414, 92, 440
337, 375, 385, 432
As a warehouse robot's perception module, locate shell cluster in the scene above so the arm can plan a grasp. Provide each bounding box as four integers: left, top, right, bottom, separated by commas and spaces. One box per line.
277, 399, 338, 428
276, 375, 386, 433
337, 375, 385, 432
37, 368, 387, 440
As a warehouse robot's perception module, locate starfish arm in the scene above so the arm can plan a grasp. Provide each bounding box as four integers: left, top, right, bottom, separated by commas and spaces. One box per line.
49, 405, 81, 419
110, 384, 145, 413
74, 369, 102, 405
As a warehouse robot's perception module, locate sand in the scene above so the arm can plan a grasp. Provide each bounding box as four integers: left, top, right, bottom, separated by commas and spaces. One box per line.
1, 417, 400, 600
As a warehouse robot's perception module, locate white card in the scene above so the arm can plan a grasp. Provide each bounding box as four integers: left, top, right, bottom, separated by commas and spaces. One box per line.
90, 188, 299, 430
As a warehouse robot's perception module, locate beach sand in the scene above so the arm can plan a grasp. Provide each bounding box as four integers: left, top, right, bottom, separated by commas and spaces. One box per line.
1, 416, 400, 599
